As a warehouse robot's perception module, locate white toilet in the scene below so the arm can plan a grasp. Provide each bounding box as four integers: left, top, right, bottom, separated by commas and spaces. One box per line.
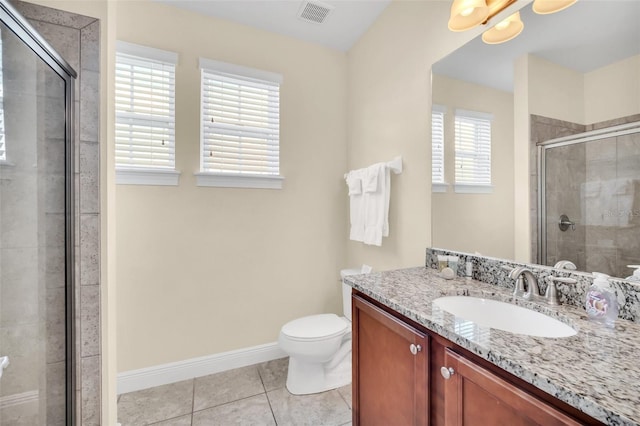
278, 268, 364, 395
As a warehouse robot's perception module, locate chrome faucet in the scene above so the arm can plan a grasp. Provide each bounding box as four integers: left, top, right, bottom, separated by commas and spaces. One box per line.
508, 267, 543, 301
553, 260, 577, 270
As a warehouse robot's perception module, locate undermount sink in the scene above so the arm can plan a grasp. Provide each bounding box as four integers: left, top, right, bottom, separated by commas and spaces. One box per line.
433, 296, 577, 338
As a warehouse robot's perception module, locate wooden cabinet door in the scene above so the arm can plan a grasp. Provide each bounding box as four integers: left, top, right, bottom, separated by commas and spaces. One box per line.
352, 295, 429, 426
442, 349, 582, 426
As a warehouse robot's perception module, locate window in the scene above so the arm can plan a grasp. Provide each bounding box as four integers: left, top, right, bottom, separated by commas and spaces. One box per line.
196, 58, 283, 189
454, 109, 493, 193
115, 41, 179, 185
431, 105, 446, 192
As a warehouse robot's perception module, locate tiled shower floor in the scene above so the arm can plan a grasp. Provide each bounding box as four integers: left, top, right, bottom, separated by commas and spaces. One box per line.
117, 357, 353, 426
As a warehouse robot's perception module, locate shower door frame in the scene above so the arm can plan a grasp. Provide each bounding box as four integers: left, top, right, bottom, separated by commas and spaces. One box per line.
537, 121, 640, 268
0, 0, 77, 424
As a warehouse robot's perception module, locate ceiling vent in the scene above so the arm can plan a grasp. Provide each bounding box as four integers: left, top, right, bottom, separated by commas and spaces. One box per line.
297, 0, 334, 24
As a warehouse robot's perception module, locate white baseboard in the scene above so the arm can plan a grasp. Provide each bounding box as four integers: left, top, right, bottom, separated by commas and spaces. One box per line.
117, 342, 287, 395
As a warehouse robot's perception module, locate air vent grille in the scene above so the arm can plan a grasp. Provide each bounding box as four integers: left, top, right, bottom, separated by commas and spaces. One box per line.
298, 0, 334, 24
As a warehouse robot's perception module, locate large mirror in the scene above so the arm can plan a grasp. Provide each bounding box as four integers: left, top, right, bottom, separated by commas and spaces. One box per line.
431, 0, 640, 280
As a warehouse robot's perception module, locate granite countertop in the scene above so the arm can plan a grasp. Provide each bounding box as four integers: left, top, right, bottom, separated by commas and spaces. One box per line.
345, 267, 640, 426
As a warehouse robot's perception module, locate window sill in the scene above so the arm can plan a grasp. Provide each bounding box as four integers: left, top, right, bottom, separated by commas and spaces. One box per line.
432, 182, 449, 193
454, 184, 493, 194
116, 168, 181, 186
194, 172, 284, 189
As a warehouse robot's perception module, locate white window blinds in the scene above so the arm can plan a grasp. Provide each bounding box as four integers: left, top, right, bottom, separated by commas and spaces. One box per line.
454, 109, 493, 188
432, 105, 446, 185
199, 58, 282, 177
115, 41, 177, 170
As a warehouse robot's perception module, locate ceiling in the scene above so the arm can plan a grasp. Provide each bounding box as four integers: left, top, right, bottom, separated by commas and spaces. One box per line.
151, 1, 639, 90
154, 0, 392, 52
433, 1, 640, 93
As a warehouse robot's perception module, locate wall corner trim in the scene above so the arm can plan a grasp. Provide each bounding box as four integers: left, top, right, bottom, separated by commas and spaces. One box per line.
117, 342, 287, 395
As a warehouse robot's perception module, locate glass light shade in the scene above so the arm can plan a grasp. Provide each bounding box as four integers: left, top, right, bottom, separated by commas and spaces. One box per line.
448, 0, 490, 31
481, 11, 524, 44
532, 0, 577, 15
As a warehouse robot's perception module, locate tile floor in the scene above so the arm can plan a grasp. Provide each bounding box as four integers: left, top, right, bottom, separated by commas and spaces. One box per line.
117, 358, 353, 426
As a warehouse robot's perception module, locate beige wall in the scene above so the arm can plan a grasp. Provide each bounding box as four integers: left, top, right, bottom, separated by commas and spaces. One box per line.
528, 54, 585, 124
346, 0, 482, 271
585, 54, 640, 124
513, 55, 531, 262
525, 53, 640, 127
114, 1, 348, 372
431, 75, 515, 259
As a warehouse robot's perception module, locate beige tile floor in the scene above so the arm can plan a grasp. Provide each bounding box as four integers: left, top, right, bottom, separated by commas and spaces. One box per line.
117, 357, 353, 426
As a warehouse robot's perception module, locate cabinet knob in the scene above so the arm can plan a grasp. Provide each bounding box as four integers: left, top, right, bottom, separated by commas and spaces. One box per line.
440, 366, 455, 379
409, 344, 422, 355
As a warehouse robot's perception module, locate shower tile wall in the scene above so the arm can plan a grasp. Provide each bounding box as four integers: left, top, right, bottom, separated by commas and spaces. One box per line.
10, 1, 101, 424
585, 131, 640, 277
531, 114, 640, 278
545, 142, 586, 270
0, 27, 43, 425
529, 115, 585, 263
586, 114, 640, 132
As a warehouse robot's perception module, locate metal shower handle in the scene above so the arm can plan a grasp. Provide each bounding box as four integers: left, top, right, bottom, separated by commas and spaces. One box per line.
559, 214, 575, 231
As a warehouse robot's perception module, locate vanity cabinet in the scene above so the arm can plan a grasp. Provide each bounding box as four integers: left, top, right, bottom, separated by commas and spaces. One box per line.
352, 291, 603, 426
441, 349, 582, 426
352, 294, 429, 425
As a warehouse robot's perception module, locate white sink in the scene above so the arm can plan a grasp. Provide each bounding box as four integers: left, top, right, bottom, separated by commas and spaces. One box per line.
433, 296, 576, 338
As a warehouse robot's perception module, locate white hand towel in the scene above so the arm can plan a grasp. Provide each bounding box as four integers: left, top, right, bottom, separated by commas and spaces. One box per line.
382, 164, 391, 237
346, 173, 362, 195
363, 166, 379, 193
363, 163, 387, 246
346, 169, 366, 242
581, 181, 601, 198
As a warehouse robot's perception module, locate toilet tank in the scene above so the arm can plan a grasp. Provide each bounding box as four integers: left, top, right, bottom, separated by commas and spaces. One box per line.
341, 268, 364, 322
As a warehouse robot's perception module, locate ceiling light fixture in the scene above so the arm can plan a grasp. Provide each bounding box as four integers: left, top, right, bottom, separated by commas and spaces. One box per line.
481, 11, 524, 44
448, 0, 578, 44
532, 0, 577, 15
448, 0, 490, 31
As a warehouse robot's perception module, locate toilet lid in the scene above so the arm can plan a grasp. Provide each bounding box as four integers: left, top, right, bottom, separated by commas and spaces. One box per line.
281, 314, 348, 340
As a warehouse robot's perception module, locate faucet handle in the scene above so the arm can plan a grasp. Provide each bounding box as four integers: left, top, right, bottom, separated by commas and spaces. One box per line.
513, 275, 526, 298
506, 266, 528, 297
544, 276, 577, 305
544, 280, 561, 305
546, 276, 577, 285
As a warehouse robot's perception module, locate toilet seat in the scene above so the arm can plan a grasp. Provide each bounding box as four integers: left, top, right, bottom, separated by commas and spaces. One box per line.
281, 314, 348, 342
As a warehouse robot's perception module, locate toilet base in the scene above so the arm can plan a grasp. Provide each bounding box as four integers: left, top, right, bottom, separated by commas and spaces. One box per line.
285, 351, 352, 395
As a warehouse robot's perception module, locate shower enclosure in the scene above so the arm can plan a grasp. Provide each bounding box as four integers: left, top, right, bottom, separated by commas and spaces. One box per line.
539, 121, 640, 279
0, 1, 76, 424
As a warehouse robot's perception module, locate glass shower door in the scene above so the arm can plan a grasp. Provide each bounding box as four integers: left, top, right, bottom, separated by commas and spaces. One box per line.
0, 21, 70, 425
542, 141, 586, 271
541, 125, 640, 279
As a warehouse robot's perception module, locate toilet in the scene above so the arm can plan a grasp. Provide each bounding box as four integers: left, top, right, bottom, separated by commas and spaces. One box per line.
278, 268, 364, 395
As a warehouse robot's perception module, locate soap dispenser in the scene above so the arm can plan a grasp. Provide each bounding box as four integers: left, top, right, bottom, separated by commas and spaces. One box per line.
585, 272, 618, 327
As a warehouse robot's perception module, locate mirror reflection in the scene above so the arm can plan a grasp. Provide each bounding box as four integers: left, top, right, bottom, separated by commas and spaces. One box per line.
431, 1, 640, 280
